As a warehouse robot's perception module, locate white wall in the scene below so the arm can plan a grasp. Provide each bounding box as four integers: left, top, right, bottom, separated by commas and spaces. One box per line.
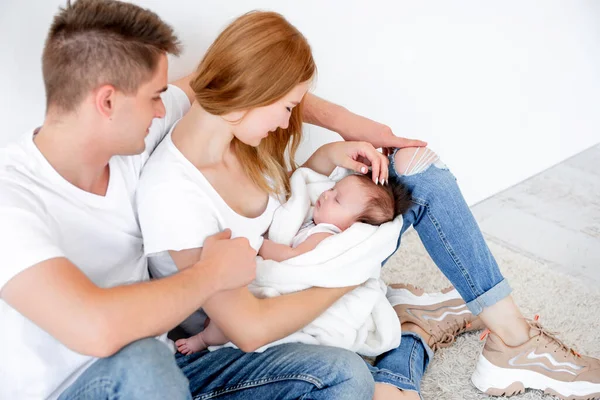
1, 1, 599, 205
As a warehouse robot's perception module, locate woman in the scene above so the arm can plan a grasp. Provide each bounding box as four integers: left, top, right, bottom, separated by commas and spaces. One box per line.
138, 10, 599, 400
138, 10, 432, 399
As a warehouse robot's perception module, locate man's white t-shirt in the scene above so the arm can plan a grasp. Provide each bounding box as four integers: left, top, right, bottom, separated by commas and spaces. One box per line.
0, 85, 190, 400
136, 127, 280, 333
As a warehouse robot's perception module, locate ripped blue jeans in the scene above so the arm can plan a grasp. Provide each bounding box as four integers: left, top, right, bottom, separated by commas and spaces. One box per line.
388, 147, 511, 315
364, 148, 512, 397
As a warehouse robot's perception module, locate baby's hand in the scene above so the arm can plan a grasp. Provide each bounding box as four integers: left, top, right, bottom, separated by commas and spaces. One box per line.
258, 240, 266, 257
258, 239, 273, 259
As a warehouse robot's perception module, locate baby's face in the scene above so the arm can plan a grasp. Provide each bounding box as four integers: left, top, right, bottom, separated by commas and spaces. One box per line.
313, 176, 367, 230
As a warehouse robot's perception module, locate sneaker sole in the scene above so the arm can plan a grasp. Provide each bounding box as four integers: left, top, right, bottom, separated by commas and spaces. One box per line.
387, 286, 462, 307
471, 354, 600, 399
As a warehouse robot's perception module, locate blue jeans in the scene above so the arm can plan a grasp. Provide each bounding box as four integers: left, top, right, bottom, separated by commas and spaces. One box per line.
175, 343, 375, 399
61, 153, 510, 399
58, 338, 191, 400
388, 150, 512, 315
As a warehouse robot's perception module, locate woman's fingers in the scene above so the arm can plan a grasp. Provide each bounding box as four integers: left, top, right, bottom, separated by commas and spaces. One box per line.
330, 141, 390, 184
380, 152, 389, 184
355, 155, 372, 167
342, 158, 370, 175
371, 157, 381, 184
357, 142, 388, 185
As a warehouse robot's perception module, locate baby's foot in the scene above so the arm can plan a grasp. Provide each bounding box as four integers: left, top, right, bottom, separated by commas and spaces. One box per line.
175, 333, 208, 355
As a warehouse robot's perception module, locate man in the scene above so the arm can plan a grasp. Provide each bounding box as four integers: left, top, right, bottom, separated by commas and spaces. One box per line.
0, 1, 424, 399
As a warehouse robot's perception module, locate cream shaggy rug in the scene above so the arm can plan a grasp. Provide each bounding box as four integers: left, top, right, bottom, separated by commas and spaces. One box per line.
381, 230, 600, 400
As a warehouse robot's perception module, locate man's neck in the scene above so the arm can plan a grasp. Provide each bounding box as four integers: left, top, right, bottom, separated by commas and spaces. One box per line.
34, 117, 112, 196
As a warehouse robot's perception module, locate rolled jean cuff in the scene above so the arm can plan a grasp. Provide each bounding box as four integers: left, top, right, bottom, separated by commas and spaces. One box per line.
369, 332, 433, 399
465, 278, 512, 315
404, 331, 434, 363
370, 371, 421, 398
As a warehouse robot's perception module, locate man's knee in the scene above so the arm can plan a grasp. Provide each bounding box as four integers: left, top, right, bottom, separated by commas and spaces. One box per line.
61, 339, 190, 400
393, 147, 441, 176
112, 338, 190, 399
336, 351, 375, 399
115, 337, 174, 365
311, 346, 375, 399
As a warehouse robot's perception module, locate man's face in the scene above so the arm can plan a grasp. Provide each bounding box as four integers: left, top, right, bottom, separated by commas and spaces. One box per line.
109, 53, 169, 155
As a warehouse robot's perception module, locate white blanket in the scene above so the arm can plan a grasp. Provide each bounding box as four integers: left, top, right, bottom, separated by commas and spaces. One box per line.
218, 167, 403, 356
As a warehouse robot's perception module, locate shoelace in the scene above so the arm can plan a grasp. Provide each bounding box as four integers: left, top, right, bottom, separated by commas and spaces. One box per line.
528, 315, 582, 358
480, 315, 582, 359
429, 318, 473, 351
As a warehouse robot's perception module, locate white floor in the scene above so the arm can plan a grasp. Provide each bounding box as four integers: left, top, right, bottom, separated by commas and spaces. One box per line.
471, 143, 600, 287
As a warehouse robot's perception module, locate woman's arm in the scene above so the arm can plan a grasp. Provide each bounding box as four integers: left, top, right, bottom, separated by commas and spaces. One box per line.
170, 246, 356, 352
302, 141, 390, 185
203, 285, 355, 352
303, 92, 427, 152
259, 233, 332, 262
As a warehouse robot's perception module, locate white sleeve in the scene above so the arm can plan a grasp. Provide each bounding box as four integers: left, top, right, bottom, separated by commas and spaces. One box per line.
137, 181, 222, 256
0, 186, 64, 289
140, 84, 191, 164
310, 223, 342, 236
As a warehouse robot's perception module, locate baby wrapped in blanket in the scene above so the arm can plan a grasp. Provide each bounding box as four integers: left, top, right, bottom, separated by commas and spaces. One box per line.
176, 167, 411, 357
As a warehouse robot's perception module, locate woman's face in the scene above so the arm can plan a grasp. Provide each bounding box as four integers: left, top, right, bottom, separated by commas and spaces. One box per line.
229, 81, 310, 147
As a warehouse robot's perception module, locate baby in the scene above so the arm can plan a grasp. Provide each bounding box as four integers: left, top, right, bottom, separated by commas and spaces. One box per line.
176, 173, 411, 355
259, 172, 411, 261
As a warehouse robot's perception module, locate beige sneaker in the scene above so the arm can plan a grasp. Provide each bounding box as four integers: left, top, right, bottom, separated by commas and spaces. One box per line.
387, 283, 485, 351
471, 316, 600, 399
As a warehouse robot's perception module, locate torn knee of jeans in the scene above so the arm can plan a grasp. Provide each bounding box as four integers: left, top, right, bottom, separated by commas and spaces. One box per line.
393, 147, 445, 176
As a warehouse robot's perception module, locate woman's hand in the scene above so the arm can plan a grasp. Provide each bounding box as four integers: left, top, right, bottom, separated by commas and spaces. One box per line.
303, 141, 389, 185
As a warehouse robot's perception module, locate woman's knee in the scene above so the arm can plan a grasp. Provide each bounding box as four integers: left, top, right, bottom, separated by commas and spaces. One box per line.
392, 147, 441, 176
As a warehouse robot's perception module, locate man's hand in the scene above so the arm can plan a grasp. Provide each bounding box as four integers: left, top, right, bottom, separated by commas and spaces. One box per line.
303, 93, 427, 154
365, 122, 427, 156
337, 116, 427, 156
196, 229, 257, 292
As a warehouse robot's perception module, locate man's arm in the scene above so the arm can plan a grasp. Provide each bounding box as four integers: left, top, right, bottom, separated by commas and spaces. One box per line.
1, 257, 219, 358
302, 93, 345, 135
303, 92, 427, 150
0, 230, 255, 358
171, 73, 196, 105
259, 233, 332, 262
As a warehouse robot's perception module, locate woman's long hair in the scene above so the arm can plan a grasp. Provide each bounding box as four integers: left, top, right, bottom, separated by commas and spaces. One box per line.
191, 11, 316, 198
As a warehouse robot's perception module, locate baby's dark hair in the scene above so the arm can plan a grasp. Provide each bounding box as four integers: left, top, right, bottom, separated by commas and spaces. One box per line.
351, 173, 412, 225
